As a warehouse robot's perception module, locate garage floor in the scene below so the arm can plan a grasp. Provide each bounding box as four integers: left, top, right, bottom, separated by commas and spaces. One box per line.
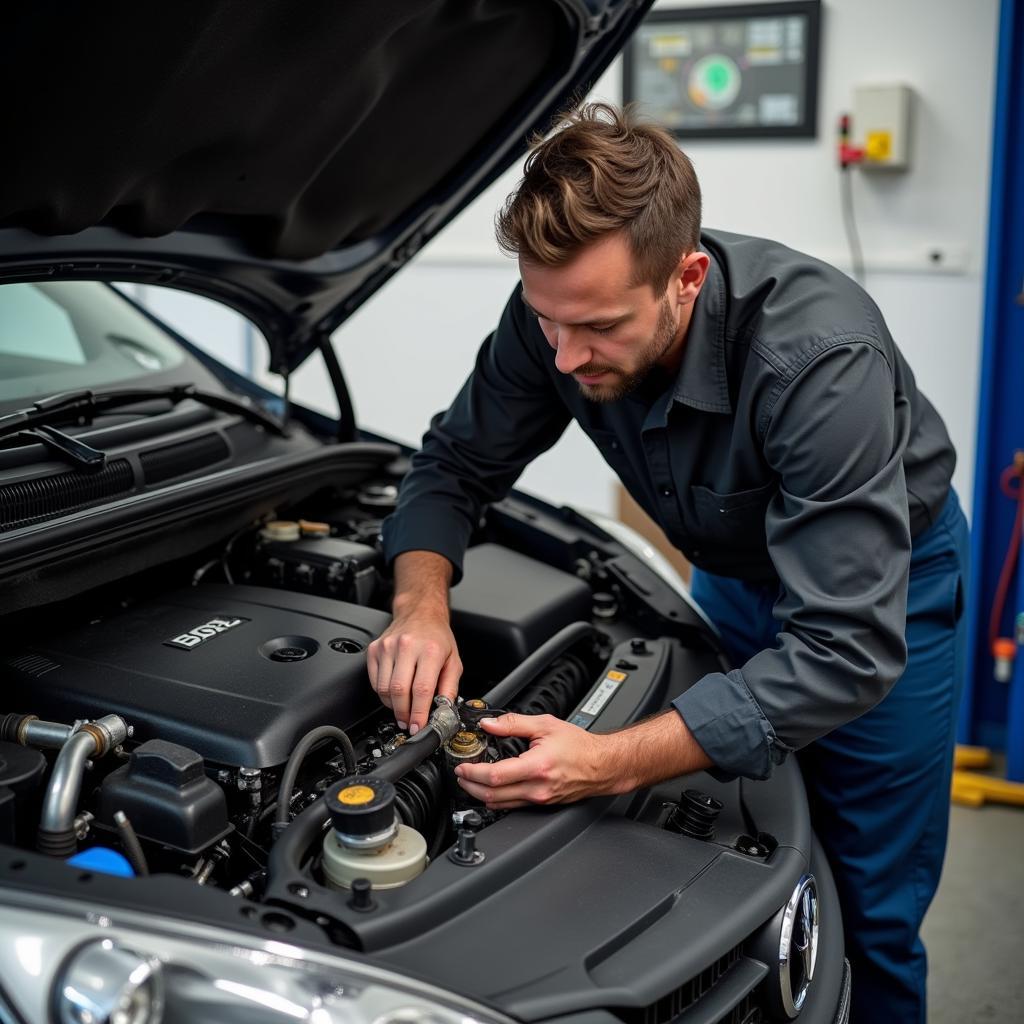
923, 802, 1024, 1022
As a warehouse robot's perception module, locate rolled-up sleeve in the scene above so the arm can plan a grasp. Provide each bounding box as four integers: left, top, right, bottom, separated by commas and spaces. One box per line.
673, 339, 912, 779
381, 289, 571, 583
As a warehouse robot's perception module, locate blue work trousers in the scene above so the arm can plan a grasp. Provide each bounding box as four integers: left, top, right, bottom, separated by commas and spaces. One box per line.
690, 491, 969, 1024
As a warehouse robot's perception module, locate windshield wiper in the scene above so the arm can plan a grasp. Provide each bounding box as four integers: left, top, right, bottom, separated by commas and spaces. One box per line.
0, 385, 288, 448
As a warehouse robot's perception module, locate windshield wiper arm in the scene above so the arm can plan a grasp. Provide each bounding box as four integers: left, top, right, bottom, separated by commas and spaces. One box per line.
0, 385, 287, 443
9, 424, 109, 472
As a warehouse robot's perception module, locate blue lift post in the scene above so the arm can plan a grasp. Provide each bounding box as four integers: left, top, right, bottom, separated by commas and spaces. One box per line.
961, 0, 1024, 780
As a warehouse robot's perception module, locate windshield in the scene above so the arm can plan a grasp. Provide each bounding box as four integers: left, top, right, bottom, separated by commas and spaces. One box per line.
0, 281, 185, 404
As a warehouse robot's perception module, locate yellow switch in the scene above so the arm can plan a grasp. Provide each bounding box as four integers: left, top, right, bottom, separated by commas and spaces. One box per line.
864, 130, 892, 162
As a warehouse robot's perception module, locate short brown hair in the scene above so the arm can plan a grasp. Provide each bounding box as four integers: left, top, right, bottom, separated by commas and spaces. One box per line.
496, 102, 702, 291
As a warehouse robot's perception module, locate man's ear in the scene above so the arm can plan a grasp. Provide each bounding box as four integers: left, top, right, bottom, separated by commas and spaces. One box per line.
673, 250, 710, 306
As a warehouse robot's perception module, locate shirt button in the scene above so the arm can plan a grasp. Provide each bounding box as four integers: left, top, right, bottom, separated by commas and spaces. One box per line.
660, 485, 674, 498
692, 548, 702, 560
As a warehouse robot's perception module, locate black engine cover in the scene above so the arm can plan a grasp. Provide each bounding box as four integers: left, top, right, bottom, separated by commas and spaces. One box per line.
4, 585, 390, 768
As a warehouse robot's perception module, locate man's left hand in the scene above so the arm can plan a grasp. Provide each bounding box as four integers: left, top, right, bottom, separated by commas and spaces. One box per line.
454, 707, 714, 810
454, 714, 628, 809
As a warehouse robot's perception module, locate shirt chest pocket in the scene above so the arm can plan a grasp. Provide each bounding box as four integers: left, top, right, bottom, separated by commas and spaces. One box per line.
689, 480, 777, 544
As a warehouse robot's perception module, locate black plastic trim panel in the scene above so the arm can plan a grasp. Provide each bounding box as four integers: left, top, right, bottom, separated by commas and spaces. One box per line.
0, 458, 134, 531
139, 431, 231, 484
0, 442, 399, 612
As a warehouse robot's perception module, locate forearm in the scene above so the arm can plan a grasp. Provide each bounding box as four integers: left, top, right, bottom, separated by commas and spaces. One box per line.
391, 550, 454, 621
602, 709, 713, 794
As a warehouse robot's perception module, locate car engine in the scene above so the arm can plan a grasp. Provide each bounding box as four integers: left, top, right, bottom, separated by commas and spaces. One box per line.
0, 467, 848, 1024
0, 483, 698, 913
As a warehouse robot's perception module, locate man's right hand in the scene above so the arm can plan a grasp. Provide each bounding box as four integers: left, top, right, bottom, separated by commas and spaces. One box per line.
366, 551, 462, 734
367, 613, 462, 734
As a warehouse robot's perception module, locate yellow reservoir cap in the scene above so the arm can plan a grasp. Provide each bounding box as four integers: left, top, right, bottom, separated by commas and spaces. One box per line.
338, 784, 376, 806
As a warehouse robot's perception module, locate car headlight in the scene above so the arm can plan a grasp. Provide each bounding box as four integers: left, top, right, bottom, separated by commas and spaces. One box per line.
1, 890, 513, 1024
58, 940, 163, 1024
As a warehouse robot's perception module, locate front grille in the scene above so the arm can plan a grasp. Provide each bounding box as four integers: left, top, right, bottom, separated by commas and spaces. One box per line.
614, 945, 764, 1024
140, 433, 230, 485
0, 459, 134, 532
731, 993, 764, 1024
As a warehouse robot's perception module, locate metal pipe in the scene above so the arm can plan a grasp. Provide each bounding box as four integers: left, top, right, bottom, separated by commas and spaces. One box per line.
39, 731, 97, 836
195, 858, 217, 885
1, 713, 74, 748
23, 720, 74, 748
37, 714, 129, 856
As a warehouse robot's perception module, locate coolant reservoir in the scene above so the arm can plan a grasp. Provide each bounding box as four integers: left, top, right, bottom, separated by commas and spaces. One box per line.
260, 520, 301, 542
321, 777, 427, 890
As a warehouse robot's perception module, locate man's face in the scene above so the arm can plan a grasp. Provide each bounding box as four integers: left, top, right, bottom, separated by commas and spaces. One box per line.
519, 232, 694, 402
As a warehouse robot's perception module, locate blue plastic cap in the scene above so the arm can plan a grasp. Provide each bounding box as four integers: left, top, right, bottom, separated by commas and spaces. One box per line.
67, 847, 135, 878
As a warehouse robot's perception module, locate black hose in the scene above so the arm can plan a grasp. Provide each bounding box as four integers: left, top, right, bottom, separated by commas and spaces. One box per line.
274, 726, 356, 827
268, 798, 332, 879
394, 762, 443, 834
373, 730, 441, 782
113, 811, 150, 876
482, 621, 595, 708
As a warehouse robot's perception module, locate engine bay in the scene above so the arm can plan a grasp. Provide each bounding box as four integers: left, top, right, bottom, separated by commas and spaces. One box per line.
0, 466, 786, 962
0, 457, 848, 1023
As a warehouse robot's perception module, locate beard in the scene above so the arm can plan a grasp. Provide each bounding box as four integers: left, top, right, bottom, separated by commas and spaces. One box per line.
576, 297, 679, 403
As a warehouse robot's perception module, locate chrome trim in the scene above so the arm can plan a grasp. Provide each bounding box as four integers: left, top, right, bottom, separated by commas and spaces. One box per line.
833, 957, 852, 1024
779, 873, 819, 1018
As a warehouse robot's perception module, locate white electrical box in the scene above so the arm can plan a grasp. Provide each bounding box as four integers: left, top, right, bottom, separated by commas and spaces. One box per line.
853, 83, 913, 171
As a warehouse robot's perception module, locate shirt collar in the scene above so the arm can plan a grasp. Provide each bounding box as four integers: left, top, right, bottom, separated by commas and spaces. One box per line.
671, 246, 732, 415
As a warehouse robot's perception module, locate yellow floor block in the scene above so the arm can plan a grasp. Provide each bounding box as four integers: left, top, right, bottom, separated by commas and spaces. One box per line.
951, 770, 1024, 808
953, 745, 994, 770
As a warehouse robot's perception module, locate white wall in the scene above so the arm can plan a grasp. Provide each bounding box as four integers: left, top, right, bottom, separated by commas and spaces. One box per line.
142, 0, 1000, 518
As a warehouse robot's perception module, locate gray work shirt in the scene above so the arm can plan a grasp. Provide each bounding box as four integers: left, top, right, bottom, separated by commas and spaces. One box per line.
382, 228, 956, 779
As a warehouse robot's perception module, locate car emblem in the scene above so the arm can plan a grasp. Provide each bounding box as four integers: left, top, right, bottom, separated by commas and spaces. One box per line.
779, 873, 818, 1017
163, 615, 249, 650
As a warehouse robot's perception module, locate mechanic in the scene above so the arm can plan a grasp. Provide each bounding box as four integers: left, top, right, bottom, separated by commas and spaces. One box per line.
366, 103, 967, 1023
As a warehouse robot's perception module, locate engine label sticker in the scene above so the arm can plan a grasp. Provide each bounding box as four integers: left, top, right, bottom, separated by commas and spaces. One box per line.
580, 673, 625, 717
163, 615, 250, 650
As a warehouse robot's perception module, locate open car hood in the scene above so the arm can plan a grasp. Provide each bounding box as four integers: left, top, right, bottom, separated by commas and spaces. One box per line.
0, 0, 652, 374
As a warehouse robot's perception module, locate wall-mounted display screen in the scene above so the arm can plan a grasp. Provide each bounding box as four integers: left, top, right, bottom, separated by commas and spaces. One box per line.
623, 1, 821, 139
